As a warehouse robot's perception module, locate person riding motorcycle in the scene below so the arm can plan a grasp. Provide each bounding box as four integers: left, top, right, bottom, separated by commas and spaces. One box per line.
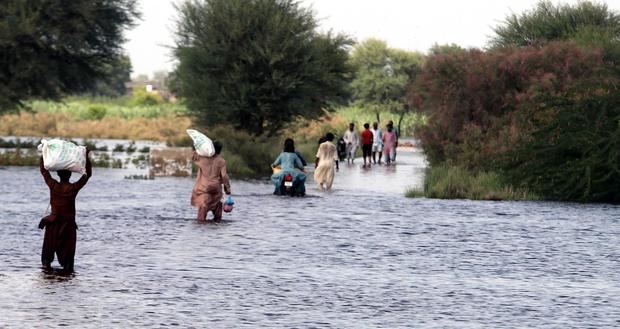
271, 138, 306, 196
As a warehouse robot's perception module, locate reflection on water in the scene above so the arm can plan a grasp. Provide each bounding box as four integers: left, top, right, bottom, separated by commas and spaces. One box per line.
40, 267, 76, 282
0, 147, 618, 328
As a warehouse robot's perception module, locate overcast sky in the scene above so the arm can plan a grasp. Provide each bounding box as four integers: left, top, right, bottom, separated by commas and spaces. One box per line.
124, 0, 612, 77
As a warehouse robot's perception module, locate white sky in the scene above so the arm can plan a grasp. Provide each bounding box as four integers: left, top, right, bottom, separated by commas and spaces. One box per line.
124, 0, 618, 77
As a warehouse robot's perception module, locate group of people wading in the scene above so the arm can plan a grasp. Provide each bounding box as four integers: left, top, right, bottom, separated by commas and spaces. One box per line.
38, 122, 399, 272
342, 120, 399, 167
269, 120, 400, 195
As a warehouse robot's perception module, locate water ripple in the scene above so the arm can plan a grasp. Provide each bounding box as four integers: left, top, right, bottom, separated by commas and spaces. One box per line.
0, 149, 618, 328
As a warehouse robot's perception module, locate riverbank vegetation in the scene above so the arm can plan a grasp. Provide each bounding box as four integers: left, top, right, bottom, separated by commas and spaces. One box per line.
409, 1, 620, 203
406, 165, 538, 201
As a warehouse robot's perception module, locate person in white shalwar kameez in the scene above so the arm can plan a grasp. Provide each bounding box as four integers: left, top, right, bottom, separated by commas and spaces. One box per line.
314, 133, 338, 191
343, 123, 359, 164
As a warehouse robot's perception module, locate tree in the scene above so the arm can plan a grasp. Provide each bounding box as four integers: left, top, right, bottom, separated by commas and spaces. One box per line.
172, 0, 352, 135
490, 0, 620, 48
349, 38, 423, 130
0, 0, 139, 111
428, 43, 465, 55
90, 55, 133, 97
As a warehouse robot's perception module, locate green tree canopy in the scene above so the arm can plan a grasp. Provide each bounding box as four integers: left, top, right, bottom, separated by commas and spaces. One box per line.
490, 0, 620, 48
349, 38, 423, 128
0, 0, 138, 111
428, 43, 465, 55
90, 55, 133, 97
172, 0, 353, 135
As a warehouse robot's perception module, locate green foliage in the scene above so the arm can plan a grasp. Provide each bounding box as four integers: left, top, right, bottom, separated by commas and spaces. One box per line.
490, 0, 620, 48
86, 105, 107, 120
349, 38, 424, 127
29, 97, 185, 120
129, 89, 164, 106
89, 55, 133, 97
406, 164, 538, 201
0, 0, 139, 111
506, 76, 620, 203
428, 43, 466, 55
172, 0, 353, 135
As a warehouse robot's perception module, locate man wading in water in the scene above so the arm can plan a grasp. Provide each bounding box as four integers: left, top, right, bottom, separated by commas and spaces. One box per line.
191, 141, 231, 221
39, 150, 92, 273
315, 132, 338, 191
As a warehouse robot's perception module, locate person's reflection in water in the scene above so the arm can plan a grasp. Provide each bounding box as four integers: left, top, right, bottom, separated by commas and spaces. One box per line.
39, 151, 92, 274
40, 266, 76, 282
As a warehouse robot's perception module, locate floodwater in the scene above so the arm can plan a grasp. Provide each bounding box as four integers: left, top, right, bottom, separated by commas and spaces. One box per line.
0, 147, 619, 328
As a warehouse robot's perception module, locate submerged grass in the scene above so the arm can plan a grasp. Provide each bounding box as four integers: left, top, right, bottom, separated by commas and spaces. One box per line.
0, 149, 127, 168
407, 164, 539, 201
0, 149, 39, 166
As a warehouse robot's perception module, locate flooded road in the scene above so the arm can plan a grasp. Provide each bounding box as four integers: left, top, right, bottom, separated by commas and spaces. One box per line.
0, 147, 618, 328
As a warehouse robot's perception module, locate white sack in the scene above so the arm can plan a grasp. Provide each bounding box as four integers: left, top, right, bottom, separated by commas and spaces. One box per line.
38, 139, 87, 174
186, 129, 215, 157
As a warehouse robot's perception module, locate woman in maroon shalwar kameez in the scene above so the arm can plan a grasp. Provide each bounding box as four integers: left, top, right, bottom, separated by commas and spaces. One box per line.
191, 141, 231, 221
39, 150, 92, 272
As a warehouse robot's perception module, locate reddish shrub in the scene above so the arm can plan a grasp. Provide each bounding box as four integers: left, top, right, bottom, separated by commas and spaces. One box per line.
409, 41, 606, 169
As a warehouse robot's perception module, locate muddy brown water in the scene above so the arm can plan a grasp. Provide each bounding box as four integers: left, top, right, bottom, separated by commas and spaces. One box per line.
0, 147, 618, 328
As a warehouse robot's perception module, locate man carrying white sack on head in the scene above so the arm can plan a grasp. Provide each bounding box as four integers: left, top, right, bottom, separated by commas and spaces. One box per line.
38, 140, 92, 273
187, 130, 231, 222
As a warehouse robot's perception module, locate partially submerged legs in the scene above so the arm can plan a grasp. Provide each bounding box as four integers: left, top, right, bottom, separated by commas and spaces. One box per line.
197, 203, 223, 222
41, 221, 76, 272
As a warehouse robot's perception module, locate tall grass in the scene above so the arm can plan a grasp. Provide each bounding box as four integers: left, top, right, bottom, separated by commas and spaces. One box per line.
407, 164, 539, 201
0, 112, 191, 141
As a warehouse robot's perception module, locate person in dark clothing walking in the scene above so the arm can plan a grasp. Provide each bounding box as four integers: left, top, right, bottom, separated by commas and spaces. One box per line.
39, 150, 92, 272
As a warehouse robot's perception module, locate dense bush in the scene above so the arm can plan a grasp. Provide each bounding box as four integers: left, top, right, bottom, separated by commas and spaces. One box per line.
410, 41, 619, 202
410, 41, 605, 169
129, 89, 164, 107
506, 72, 620, 202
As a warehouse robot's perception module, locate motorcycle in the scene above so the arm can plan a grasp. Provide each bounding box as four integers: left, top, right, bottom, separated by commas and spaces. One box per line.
273, 167, 306, 197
